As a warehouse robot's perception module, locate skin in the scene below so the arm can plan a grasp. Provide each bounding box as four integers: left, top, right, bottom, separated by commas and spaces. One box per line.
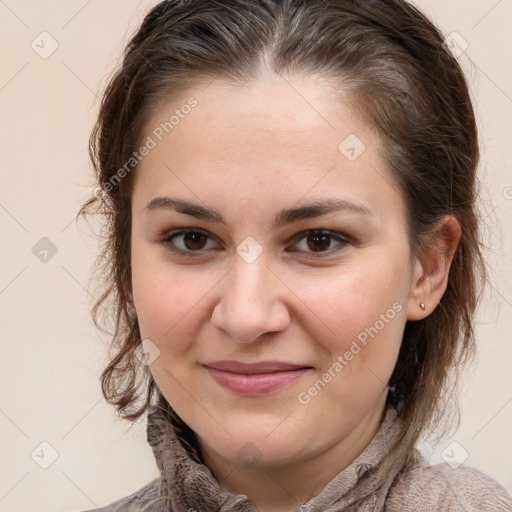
129, 71, 460, 512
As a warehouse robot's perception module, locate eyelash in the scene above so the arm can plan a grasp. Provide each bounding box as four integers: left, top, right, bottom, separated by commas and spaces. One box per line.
157, 228, 351, 259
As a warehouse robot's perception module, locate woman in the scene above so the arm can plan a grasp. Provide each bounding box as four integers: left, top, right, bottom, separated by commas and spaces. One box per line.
78, 0, 512, 510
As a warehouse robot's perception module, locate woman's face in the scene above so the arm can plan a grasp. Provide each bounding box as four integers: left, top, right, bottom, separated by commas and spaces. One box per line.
130, 73, 421, 468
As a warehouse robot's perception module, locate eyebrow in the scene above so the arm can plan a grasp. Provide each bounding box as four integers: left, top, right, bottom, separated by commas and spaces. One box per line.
143, 196, 374, 228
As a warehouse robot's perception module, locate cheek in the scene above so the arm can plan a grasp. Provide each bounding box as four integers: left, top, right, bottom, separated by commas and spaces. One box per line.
135, 274, 209, 346
301, 258, 407, 349
131, 244, 214, 348
298, 256, 408, 406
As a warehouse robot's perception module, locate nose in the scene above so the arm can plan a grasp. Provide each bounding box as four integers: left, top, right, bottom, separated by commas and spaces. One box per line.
211, 252, 291, 344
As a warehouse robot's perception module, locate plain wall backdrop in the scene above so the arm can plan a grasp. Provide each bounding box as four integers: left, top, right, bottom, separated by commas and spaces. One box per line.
0, 1, 511, 511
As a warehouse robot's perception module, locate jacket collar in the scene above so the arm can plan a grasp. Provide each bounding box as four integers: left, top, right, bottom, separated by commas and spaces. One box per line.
146, 403, 406, 511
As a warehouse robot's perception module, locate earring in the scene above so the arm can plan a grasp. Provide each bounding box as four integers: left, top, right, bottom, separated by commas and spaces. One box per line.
420, 303, 426, 311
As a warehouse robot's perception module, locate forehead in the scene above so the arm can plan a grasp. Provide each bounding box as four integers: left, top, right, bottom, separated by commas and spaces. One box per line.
132, 73, 404, 224
143, 73, 368, 152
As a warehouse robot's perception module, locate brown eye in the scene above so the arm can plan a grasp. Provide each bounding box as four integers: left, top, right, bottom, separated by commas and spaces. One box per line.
305, 233, 332, 252
182, 231, 208, 250
291, 230, 350, 257
159, 229, 218, 256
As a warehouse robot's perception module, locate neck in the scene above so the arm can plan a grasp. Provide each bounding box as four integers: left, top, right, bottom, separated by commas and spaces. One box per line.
198, 396, 387, 512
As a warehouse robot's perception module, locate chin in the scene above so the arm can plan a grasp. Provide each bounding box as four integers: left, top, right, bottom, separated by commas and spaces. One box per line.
194, 417, 311, 467
219, 437, 302, 468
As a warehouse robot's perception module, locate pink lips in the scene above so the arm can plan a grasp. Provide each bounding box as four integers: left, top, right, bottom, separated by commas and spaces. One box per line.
203, 360, 311, 396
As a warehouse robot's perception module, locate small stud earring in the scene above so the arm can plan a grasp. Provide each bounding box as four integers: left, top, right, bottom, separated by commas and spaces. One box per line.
420, 303, 426, 311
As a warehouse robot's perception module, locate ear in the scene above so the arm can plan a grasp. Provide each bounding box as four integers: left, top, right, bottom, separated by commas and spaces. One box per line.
406, 215, 461, 320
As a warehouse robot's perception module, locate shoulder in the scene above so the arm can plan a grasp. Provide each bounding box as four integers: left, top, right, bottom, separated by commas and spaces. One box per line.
386, 456, 512, 512
74, 478, 170, 512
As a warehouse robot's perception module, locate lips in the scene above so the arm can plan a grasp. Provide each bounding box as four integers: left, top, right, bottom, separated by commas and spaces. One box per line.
203, 360, 312, 395
205, 360, 309, 374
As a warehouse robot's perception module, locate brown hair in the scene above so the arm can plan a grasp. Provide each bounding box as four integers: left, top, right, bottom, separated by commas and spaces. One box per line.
78, 0, 486, 496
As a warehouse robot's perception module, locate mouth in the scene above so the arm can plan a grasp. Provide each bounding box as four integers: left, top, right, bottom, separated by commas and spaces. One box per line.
202, 360, 313, 396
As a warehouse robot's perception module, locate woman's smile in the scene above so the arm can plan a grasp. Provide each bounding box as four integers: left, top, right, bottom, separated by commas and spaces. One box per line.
204, 367, 311, 396
202, 360, 313, 396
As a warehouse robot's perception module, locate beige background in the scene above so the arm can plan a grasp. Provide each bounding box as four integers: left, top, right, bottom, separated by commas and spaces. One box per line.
0, 1, 511, 511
